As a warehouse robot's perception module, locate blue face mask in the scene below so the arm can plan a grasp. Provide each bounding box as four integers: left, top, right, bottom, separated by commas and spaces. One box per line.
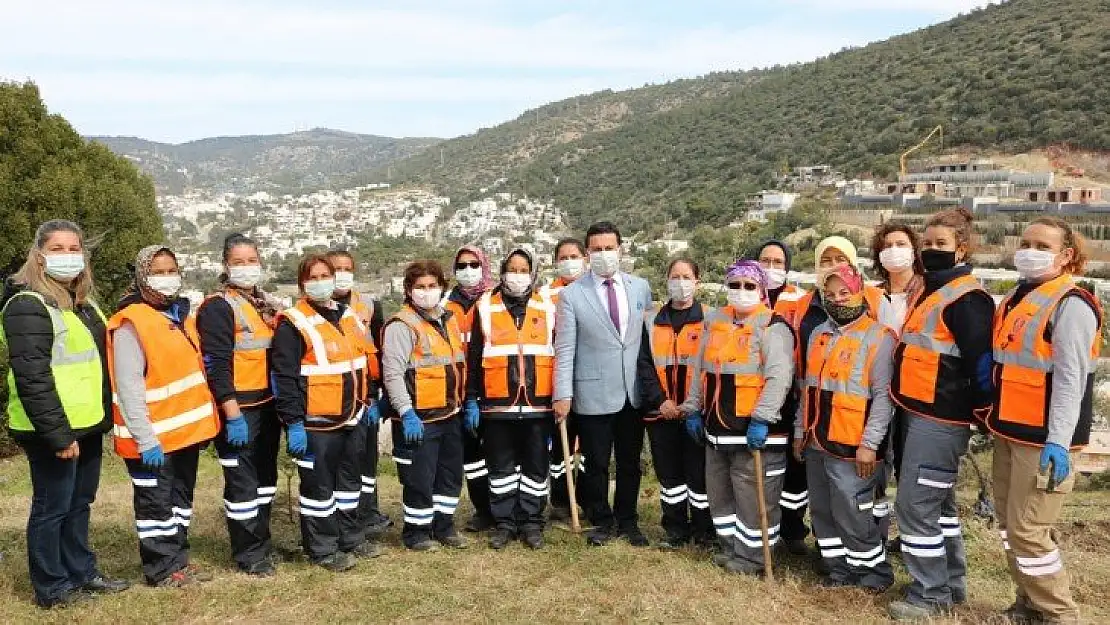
44, 253, 85, 281
304, 278, 336, 302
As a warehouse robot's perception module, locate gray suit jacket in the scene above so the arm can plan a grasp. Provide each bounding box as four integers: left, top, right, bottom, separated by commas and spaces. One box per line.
554, 271, 653, 416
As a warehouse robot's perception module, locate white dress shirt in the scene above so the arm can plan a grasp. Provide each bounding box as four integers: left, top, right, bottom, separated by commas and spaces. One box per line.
593, 271, 630, 339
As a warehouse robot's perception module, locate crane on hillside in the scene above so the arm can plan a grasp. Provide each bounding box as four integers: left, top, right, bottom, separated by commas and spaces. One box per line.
900, 125, 944, 179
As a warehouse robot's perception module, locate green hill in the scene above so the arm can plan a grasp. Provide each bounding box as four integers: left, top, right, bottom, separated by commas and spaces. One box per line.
92, 129, 441, 195
381, 0, 1110, 234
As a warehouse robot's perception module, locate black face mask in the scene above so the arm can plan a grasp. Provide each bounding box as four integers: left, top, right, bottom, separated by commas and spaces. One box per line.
826, 302, 867, 325
920, 249, 957, 272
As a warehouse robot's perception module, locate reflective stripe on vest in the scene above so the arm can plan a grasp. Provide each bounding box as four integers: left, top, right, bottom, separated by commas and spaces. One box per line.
990, 275, 1103, 448
283, 305, 368, 376
283, 300, 365, 422
223, 292, 273, 351
107, 303, 219, 458
803, 315, 888, 459
477, 291, 555, 412
393, 306, 466, 418
647, 308, 702, 403
899, 275, 980, 357
699, 306, 770, 423
2, 292, 106, 432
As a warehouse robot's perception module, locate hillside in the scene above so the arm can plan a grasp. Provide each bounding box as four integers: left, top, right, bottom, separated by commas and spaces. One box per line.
383, 0, 1110, 234
91, 129, 441, 195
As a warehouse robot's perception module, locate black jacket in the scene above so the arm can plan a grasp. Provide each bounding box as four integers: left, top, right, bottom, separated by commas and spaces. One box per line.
1, 280, 112, 450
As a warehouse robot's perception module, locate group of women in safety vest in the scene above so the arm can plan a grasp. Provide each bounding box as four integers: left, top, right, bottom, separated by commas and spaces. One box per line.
2, 212, 1100, 623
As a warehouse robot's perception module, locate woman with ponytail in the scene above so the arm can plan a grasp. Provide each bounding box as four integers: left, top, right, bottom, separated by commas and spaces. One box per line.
194, 233, 283, 576
888, 207, 995, 621
987, 217, 1099, 624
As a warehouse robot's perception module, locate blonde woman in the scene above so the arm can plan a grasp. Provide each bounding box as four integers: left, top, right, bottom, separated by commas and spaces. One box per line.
0, 220, 129, 608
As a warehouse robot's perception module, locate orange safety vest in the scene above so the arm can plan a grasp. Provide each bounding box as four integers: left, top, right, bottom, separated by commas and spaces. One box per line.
891, 274, 987, 424
444, 294, 478, 348
773, 284, 808, 329
801, 314, 892, 460
794, 284, 887, 367
280, 299, 367, 429
191, 289, 274, 407
698, 304, 792, 449
646, 303, 705, 410
990, 274, 1102, 449
477, 290, 555, 416
108, 304, 219, 459
387, 305, 467, 422
347, 291, 381, 384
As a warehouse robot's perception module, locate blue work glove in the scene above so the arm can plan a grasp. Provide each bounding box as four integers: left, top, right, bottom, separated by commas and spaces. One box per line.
746, 419, 770, 450
1039, 442, 1071, 486
402, 408, 424, 445
141, 444, 165, 470
464, 400, 480, 435
363, 402, 381, 427
286, 421, 309, 457
225, 415, 250, 449
685, 411, 705, 443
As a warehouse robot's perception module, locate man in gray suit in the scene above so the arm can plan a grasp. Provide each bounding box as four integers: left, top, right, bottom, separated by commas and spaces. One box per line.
554, 222, 654, 546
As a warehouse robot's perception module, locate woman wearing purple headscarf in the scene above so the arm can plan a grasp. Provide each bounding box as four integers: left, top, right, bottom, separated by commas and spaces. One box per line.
679, 260, 795, 577
443, 244, 496, 532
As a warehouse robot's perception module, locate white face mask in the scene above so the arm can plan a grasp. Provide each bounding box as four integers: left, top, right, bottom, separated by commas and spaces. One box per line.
589, 250, 621, 278
147, 275, 182, 297
411, 287, 443, 310
43, 253, 85, 281
879, 247, 915, 272
455, 266, 482, 288
727, 288, 762, 312
557, 258, 585, 281
333, 271, 355, 292
304, 278, 335, 302
227, 265, 262, 289
763, 267, 787, 290
667, 279, 696, 303
502, 273, 532, 297
1013, 249, 1058, 281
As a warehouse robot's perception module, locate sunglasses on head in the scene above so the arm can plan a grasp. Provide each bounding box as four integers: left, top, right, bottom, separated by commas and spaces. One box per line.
455, 261, 482, 270
727, 282, 759, 291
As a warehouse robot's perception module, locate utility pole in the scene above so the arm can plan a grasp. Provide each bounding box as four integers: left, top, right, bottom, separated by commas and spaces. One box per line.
440, 148, 445, 167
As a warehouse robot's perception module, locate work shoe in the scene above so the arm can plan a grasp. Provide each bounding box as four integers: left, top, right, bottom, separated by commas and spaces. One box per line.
548, 505, 572, 522
366, 515, 394, 537
489, 528, 514, 550
81, 573, 131, 595
408, 538, 440, 552
348, 541, 384, 559
586, 526, 616, 547
711, 552, 734, 568
522, 529, 544, 550
154, 570, 194, 588
182, 564, 214, 583
38, 589, 95, 609
818, 576, 857, 589
782, 538, 810, 557
620, 526, 650, 548
464, 514, 496, 533
1002, 598, 1042, 624
316, 552, 357, 572
241, 559, 276, 578
724, 558, 764, 577
888, 600, 949, 621
438, 533, 469, 549
657, 535, 689, 551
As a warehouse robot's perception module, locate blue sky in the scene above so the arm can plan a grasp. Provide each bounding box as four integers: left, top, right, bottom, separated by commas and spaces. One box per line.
2, 0, 994, 143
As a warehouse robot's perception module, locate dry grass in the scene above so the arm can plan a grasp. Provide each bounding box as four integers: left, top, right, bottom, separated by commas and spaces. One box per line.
0, 448, 1108, 624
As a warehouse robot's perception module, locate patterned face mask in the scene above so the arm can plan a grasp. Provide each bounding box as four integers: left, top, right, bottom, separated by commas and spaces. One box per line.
826, 302, 867, 325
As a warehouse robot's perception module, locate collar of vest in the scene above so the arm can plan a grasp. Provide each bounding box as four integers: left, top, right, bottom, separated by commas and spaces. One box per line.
654, 301, 705, 326
923, 263, 974, 293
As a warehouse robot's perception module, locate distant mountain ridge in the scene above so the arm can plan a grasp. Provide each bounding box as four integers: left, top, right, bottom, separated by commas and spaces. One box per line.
90, 128, 440, 195
375, 0, 1110, 234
